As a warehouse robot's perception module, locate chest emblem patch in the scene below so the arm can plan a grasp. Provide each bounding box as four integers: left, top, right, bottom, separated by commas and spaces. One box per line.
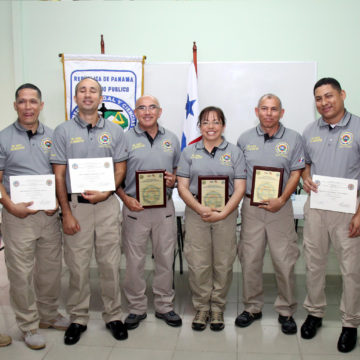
339, 131, 353, 146
220, 153, 231, 165
98, 132, 112, 145
275, 142, 289, 156
161, 140, 173, 151
41, 138, 52, 151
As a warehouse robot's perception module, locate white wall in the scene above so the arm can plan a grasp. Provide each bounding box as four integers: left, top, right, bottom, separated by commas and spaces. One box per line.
0, 2, 15, 123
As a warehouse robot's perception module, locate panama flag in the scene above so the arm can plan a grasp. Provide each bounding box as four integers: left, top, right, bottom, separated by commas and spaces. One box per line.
181, 59, 202, 150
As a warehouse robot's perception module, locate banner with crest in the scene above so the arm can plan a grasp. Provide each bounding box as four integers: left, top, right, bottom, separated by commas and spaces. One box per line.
61, 54, 145, 132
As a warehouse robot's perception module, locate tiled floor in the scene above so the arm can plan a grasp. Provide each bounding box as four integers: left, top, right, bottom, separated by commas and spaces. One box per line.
0, 227, 359, 359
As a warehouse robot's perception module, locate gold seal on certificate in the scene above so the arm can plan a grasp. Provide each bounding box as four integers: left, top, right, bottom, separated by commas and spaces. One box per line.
136, 170, 166, 208
198, 176, 229, 211
250, 166, 284, 206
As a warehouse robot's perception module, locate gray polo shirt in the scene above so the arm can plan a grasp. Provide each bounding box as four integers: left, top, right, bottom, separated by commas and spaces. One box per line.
123, 123, 180, 198
0, 121, 53, 194
237, 123, 305, 195
302, 111, 360, 188
177, 138, 246, 196
50, 115, 127, 193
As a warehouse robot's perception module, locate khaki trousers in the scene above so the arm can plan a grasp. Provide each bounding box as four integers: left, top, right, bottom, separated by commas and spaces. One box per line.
64, 194, 122, 325
303, 196, 360, 327
238, 197, 299, 316
2, 209, 62, 331
122, 199, 176, 314
184, 206, 237, 312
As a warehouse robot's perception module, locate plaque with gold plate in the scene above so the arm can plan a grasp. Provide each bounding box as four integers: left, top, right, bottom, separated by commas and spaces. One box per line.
136, 170, 166, 208
250, 166, 284, 206
198, 176, 229, 211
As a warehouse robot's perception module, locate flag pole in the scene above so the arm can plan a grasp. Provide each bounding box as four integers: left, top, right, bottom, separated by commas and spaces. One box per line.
101, 34, 105, 54
193, 41, 197, 76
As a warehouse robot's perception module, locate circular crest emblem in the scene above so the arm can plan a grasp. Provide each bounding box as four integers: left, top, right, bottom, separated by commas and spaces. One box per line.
41, 138, 52, 151
98, 132, 112, 145
72, 163, 78, 170
13, 180, 20, 187
220, 153, 231, 164
348, 183, 354, 191
46, 179, 53, 186
340, 132, 353, 145
161, 140, 172, 150
275, 142, 289, 155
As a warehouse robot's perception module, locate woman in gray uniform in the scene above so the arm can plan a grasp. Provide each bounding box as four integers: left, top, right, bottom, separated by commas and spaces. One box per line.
177, 106, 246, 331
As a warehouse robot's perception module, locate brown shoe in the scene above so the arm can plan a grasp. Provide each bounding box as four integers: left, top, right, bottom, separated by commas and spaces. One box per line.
0, 333, 12, 347
192, 310, 209, 331
210, 311, 225, 331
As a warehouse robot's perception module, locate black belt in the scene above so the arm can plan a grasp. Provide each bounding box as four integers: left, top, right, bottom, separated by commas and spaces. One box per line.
245, 194, 251, 198
67, 194, 91, 204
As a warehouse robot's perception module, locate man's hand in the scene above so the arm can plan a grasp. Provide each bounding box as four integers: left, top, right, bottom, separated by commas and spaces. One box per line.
303, 176, 318, 194
349, 213, 360, 238
197, 204, 213, 218
165, 171, 176, 188
123, 195, 144, 212
81, 190, 111, 204
9, 202, 38, 218
62, 213, 80, 235
258, 197, 285, 213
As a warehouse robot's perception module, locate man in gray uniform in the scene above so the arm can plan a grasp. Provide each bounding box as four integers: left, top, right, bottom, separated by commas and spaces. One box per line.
301, 78, 360, 353
117, 95, 182, 330
235, 94, 304, 335
51, 77, 128, 345
0, 83, 68, 350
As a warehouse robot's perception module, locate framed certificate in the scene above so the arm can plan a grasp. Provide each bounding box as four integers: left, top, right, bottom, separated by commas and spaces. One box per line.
198, 176, 229, 211
250, 166, 284, 206
136, 170, 166, 208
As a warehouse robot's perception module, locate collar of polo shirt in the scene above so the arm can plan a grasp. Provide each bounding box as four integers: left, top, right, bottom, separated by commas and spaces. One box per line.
73, 114, 105, 129
134, 122, 165, 135
256, 122, 285, 139
14, 120, 45, 135
319, 110, 351, 128
195, 137, 228, 151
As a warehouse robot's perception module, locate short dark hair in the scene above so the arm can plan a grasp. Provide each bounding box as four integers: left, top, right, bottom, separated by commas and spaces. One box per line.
314, 77, 342, 94
15, 83, 42, 100
75, 77, 102, 96
198, 106, 226, 126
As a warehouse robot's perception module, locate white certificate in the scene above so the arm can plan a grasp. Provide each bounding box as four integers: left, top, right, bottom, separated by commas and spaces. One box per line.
10, 174, 56, 210
310, 174, 358, 214
68, 157, 115, 193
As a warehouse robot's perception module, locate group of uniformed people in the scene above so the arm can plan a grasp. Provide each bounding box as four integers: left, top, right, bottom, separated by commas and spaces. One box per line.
0, 76, 359, 353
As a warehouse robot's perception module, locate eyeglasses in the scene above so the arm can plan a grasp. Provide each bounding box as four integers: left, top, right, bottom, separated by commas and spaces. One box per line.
135, 105, 159, 112
201, 120, 222, 126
